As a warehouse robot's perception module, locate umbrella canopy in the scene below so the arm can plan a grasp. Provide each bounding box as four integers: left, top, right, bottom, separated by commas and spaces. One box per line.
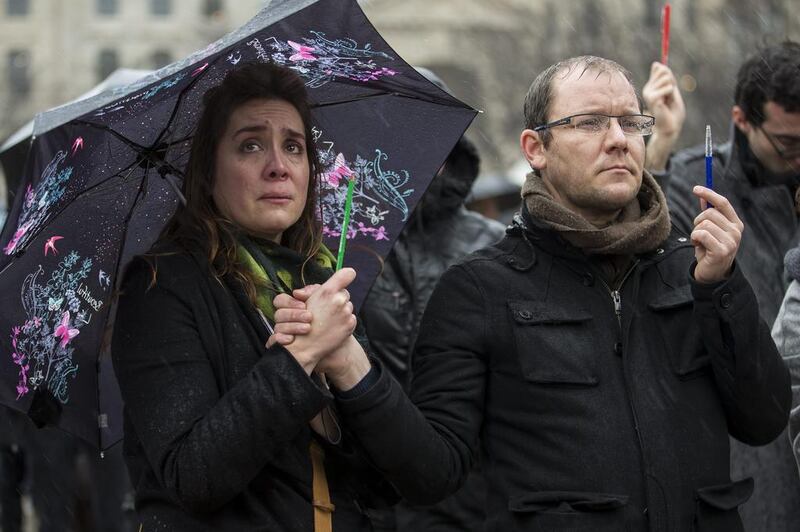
0, 0, 476, 450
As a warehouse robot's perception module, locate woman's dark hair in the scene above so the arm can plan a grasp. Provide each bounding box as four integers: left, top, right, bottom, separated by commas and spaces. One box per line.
154, 61, 322, 301
734, 40, 800, 126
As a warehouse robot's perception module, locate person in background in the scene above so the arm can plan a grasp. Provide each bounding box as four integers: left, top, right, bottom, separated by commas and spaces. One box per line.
664, 40, 800, 532
772, 246, 800, 476
359, 68, 504, 531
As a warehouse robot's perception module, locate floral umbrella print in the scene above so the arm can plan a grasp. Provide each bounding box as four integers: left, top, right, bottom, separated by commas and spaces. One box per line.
0, 0, 476, 450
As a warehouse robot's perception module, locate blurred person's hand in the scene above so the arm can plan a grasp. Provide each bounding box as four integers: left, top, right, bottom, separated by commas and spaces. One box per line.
643, 61, 686, 172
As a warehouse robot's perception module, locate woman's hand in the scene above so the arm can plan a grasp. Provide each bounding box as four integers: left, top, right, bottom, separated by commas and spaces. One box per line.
268, 268, 357, 374
266, 287, 317, 347
316, 335, 372, 392
268, 271, 372, 390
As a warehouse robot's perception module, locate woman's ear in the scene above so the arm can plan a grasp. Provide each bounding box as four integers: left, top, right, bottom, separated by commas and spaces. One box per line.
520, 129, 547, 173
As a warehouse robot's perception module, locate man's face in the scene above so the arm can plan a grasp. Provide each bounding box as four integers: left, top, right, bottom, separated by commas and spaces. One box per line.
526, 68, 645, 225
735, 101, 800, 176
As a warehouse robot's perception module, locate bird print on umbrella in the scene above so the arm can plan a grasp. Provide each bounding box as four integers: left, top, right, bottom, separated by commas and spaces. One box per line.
71, 137, 83, 156
43, 236, 64, 256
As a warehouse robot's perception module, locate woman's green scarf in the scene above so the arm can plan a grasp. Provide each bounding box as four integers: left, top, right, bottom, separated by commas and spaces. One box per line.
237, 236, 336, 322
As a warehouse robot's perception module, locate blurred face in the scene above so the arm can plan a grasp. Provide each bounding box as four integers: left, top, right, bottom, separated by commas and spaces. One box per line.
522, 68, 645, 225
212, 98, 310, 243
734, 101, 800, 176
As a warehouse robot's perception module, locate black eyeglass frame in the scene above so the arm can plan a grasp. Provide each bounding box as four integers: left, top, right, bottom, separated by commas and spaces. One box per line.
757, 126, 800, 160
532, 113, 656, 136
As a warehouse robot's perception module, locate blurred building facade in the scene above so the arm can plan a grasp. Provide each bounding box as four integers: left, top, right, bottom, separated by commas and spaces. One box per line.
1, 0, 799, 205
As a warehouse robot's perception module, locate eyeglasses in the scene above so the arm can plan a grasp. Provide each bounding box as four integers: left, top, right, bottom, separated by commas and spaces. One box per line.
533, 113, 655, 136
757, 126, 800, 160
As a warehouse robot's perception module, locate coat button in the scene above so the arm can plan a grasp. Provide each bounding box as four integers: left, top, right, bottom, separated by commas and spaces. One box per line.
677, 237, 687, 242
656, 248, 664, 254
582, 273, 594, 286
614, 342, 623, 356
518, 310, 532, 320
719, 292, 733, 309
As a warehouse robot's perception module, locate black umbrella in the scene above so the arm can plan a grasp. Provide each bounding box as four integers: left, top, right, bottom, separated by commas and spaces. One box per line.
0, 0, 476, 450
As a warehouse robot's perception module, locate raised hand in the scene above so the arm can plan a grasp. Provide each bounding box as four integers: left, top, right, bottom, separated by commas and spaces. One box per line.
691, 186, 744, 284
643, 61, 686, 172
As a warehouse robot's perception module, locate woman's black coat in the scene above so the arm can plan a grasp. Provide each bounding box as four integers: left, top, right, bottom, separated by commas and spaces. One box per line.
112, 249, 390, 531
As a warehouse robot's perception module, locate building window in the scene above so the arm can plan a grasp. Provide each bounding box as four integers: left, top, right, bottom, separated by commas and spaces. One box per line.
151, 0, 171, 16
6, 0, 29, 15
203, 0, 222, 17
7, 50, 31, 96
97, 49, 119, 81
97, 0, 118, 15
151, 50, 172, 69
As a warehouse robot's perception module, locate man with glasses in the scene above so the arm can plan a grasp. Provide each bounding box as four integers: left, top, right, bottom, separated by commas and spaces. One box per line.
665, 40, 800, 532
275, 55, 790, 532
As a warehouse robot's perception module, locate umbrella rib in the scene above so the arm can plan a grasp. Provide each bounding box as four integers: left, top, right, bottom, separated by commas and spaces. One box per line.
312, 90, 470, 110
73, 120, 148, 151
153, 56, 223, 147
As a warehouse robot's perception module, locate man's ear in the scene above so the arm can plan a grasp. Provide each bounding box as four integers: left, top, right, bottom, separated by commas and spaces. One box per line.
520, 129, 547, 172
732, 105, 752, 135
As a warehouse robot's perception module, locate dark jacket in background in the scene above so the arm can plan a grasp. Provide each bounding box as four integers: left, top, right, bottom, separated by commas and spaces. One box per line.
112, 250, 392, 531
359, 136, 504, 531
340, 209, 791, 532
666, 125, 800, 532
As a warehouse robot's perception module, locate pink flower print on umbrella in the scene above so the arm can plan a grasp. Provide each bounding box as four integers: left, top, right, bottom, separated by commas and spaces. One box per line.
288, 41, 317, 62
324, 153, 353, 187
373, 226, 389, 241
54, 311, 80, 349
43, 235, 64, 256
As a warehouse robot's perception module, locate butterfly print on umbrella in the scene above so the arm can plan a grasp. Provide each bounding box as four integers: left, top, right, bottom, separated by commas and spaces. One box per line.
241, 30, 397, 88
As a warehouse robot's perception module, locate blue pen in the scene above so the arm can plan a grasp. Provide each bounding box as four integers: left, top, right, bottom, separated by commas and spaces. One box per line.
705, 125, 713, 208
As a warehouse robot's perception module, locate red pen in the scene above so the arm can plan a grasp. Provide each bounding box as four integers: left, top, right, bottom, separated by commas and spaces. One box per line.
661, 4, 671, 65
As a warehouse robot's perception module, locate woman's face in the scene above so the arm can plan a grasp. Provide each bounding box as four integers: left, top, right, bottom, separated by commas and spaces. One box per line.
212, 98, 310, 243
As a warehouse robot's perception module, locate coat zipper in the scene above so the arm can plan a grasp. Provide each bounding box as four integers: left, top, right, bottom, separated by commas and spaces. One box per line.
595, 259, 653, 521
597, 259, 638, 328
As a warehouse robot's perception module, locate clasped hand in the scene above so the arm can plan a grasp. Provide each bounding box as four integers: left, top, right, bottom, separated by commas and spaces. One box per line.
267, 267, 370, 390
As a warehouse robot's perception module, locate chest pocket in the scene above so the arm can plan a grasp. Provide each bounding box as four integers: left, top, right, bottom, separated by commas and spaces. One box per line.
508, 300, 598, 386
648, 284, 710, 378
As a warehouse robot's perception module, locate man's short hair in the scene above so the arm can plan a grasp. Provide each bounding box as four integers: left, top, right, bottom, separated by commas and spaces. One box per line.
523, 56, 640, 147
734, 40, 800, 126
